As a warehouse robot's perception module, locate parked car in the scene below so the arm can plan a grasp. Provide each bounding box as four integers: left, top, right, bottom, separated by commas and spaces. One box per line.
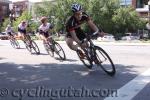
0, 32, 9, 40
121, 33, 140, 40
98, 34, 115, 41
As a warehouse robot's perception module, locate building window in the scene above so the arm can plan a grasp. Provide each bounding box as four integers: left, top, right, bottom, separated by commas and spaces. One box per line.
136, 0, 144, 8
120, 0, 132, 6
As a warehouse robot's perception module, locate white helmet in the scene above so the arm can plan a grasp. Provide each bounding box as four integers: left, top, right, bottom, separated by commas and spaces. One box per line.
71, 3, 82, 13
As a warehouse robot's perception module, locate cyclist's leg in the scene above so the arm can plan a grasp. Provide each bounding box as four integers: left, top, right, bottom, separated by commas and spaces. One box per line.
10, 34, 15, 40
77, 33, 89, 49
39, 34, 47, 43
44, 32, 52, 44
18, 29, 24, 41
65, 33, 86, 59
42, 32, 52, 44
65, 37, 78, 51
7, 32, 13, 40
21, 33, 25, 41
13, 33, 18, 39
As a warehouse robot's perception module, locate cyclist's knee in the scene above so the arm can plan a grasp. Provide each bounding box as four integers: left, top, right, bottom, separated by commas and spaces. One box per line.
66, 38, 77, 51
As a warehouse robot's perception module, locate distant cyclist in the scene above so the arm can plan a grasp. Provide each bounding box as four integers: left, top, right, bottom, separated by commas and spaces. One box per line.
65, 3, 105, 59
18, 21, 28, 40
38, 16, 53, 43
5, 24, 16, 39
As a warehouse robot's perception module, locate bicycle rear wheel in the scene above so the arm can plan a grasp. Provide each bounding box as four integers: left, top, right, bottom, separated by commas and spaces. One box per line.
30, 41, 40, 54
77, 49, 93, 69
54, 42, 66, 60
94, 46, 116, 76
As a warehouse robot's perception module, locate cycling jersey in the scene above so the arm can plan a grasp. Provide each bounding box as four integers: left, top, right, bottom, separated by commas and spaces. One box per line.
66, 12, 91, 40
38, 23, 52, 38
5, 27, 14, 36
18, 23, 27, 34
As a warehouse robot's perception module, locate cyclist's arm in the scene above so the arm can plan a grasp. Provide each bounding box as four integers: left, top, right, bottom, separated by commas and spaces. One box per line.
87, 20, 99, 32
87, 20, 105, 37
70, 30, 81, 44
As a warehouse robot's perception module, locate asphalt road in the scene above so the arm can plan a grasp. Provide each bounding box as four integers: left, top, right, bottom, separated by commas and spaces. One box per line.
0, 40, 150, 100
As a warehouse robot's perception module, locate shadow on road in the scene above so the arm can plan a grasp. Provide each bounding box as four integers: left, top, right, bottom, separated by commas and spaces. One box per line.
0, 62, 140, 85
0, 62, 142, 100
0, 57, 5, 60
55, 57, 78, 62
17, 47, 26, 49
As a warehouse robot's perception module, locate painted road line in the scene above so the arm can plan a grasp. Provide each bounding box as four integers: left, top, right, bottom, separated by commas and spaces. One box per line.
104, 68, 150, 100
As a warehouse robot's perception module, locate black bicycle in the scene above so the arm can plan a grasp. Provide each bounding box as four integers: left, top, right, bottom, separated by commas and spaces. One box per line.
43, 37, 66, 60
76, 31, 116, 76
23, 34, 40, 54
9, 36, 20, 49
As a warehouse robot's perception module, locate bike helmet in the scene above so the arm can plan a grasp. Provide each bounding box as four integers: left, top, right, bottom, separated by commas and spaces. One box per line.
71, 3, 82, 13
7, 24, 11, 28
40, 16, 47, 23
21, 20, 26, 24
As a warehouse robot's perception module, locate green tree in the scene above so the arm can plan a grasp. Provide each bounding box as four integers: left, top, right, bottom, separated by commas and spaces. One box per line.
33, 0, 146, 37
13, 10, 34, 32
53, 0, 93, 32
0, 18, 10, 32
90, 0, 120, 33
112, 6, 146, 34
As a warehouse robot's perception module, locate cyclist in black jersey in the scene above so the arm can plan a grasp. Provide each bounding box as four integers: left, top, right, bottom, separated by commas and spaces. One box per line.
65, 3, 105, 59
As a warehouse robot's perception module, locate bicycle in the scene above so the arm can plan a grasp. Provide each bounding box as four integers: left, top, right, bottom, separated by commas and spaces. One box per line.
9, 35, 20, 49
43, 36, 66, 60
23, 34, 40, 55
76, 31, 116, 76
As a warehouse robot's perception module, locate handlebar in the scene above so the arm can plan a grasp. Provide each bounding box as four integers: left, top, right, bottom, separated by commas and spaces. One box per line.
82, 30, 99, 43
92, 30, 99, 36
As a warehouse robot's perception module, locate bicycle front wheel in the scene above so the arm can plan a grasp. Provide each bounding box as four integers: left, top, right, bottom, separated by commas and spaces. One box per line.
94, 46, 116, 76
30, 41, 40, 54
54, 42, 66, 60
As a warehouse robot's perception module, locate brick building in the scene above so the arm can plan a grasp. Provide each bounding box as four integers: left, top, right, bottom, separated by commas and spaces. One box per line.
132, 0, 149, 19
120, 0, 149, 19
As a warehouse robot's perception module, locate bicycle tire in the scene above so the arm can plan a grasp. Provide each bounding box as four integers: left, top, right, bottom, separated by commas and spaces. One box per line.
30, 41, 40, 54
10, 39, 20, 49
25, 41, 32, 53
54, 42, 66, 60
94, 46, 116, 76
44, 43, 54, 57
76, 49, 93, 69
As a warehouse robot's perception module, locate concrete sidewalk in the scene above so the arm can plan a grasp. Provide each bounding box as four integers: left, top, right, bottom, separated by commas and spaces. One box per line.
56, 40, 150, 46
1, 40, 150, 46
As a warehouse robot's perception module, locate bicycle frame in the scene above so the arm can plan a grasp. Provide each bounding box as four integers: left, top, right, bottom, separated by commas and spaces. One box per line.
82, 30, 107, 64
77, 30, 116, 75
